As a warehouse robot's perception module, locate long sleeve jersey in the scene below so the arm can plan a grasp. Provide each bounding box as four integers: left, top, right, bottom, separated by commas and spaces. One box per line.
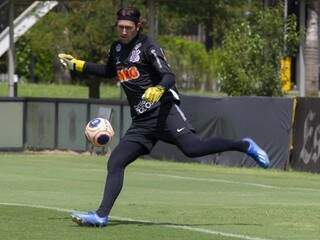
83, 33, 180, 119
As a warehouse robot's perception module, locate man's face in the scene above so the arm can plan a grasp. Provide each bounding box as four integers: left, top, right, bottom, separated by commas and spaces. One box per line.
116, 20, 140, 44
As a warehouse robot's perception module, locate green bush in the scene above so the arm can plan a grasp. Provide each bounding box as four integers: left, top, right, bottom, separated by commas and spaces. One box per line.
16, 37, 54, 83
16, 0, 117, 85
158, 36, 215, 90
216, 5, 299, 96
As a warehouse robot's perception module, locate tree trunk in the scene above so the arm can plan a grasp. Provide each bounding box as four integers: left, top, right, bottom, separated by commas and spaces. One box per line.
204, 21, 213, 50
262, 0, 280, 8
305, 0, 320, 96
147, 0, 158, 39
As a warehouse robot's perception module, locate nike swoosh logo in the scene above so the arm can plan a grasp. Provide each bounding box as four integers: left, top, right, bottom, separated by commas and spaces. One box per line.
177, 128, 185, 133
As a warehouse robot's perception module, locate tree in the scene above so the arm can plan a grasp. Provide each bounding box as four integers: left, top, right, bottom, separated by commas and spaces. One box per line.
216, 5, 299, 96
157, 0, 251, 49
158, 36, 212, 90
304, 0, 320, 96
16, 0, 117, 98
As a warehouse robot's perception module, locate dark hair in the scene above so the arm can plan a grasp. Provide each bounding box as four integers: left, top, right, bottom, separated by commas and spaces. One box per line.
117, 7, 140, 24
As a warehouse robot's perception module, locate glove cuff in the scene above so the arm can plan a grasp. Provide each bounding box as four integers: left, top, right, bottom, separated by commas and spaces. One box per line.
75, 60, 85, 72
156, 85, 166, 91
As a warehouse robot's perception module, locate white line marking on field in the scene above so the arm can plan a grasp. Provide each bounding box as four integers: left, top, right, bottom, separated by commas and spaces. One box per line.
79, 169, 320, 192
139, 173, 320, 192
113, 216, 271, 240
139, 173, 279, 189
0, 202, 272, 240
286, 187, 320, 192
0, 202, 72, 212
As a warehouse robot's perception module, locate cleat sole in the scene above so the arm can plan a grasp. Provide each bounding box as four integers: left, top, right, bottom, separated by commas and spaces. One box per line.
71, 215, 106, 227
70, 212, 108, 227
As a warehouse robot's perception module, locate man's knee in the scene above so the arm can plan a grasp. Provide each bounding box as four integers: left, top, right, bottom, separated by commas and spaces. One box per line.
107, 155, 125, 173
176, 134, 202, 158
180, 148, 200, 158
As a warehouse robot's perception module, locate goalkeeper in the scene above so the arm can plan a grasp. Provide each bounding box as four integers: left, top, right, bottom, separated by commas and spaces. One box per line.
59, 7, 270, 227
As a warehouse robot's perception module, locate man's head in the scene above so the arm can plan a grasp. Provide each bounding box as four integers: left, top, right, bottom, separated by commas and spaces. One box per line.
116, 7, 141, 44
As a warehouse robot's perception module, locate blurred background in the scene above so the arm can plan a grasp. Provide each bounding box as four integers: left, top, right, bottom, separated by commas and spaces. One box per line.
0, 0, 320, 173
1, 0, 318, 99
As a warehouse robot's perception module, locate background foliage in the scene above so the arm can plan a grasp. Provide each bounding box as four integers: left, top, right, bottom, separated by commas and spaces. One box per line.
12, 1, 300, 97
216, 5, 299, 96
159, 36, 213, 90
16, 1, 117, 86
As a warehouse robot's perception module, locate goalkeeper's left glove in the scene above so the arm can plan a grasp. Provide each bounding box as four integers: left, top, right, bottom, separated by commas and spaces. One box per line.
58, 53, 85, 72
142, 85, 165, 103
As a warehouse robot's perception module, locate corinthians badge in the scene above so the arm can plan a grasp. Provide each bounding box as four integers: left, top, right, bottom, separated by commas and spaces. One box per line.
129, 49, 141, 63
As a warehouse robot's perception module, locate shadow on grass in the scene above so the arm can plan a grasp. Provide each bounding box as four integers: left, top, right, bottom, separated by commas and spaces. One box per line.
48, 217, 262, 228
108, 219, 263, 227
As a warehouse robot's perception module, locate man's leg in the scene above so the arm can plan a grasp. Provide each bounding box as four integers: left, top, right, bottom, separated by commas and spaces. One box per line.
175, 133, 248, 157
71, 140, 148, 227
161, 104, 269, 168
174, 133, 269, 168
96, 140, 148, 217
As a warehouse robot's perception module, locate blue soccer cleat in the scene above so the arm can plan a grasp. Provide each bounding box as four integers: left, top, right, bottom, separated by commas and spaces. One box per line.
243, 138, 270, 169
70, 211, 108, 227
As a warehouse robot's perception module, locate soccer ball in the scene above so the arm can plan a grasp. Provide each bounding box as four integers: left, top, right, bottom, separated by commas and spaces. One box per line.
85, 118, 114, 147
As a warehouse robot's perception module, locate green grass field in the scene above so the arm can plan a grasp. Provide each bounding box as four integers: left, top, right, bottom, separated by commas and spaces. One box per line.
0, 153, 319, 240
0, 82, 227, 99
0, 83, 121, 99
0, 82, 304, 99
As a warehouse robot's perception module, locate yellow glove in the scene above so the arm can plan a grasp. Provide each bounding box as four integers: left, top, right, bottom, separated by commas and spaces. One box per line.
58, 53, 85, 72
142, 85, 165, 103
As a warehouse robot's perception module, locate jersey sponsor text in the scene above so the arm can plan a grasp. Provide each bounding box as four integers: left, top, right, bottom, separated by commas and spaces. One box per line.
117, 66, 140, 82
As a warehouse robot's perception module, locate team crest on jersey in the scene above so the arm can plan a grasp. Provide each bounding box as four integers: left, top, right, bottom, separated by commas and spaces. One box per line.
129, 49, 141, 63
116, 43, 121, 52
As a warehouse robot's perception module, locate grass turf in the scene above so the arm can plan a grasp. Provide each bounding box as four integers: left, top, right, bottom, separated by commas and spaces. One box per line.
0, 153, 319, 240
0, 83, 121, 99
0, 82, 226, 99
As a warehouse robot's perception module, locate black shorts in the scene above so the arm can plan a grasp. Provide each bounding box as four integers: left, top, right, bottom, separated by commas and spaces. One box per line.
122, 102, 195, 152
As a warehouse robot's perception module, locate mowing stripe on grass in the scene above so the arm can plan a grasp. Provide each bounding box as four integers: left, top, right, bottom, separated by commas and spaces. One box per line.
0, 202, 272, 240
139, 173, 320, 192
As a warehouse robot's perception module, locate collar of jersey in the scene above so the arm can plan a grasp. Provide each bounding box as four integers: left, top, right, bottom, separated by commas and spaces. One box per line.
122, 33, 145, 49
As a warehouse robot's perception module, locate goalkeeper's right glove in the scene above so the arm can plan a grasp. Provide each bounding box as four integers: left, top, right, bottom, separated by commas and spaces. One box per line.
142, 85, 165, 103
58, 53, 85, 72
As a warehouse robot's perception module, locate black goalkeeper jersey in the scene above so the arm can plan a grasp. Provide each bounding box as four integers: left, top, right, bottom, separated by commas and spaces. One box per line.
84, 33, 180, 119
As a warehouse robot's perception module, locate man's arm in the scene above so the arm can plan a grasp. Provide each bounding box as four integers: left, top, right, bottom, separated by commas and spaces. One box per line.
142, 44, 175, 103
147, 45, 175, 89
58, 52, 116, 78
83, 61, 116, 78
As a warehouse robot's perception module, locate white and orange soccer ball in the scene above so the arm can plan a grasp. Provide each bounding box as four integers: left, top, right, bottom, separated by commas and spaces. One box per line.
84, 118, 114, 147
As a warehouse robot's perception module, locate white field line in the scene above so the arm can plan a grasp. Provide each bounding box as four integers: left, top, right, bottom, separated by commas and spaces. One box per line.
0, 202, 272, 240
138, 173, 320, 192
139, 173, 278, 189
